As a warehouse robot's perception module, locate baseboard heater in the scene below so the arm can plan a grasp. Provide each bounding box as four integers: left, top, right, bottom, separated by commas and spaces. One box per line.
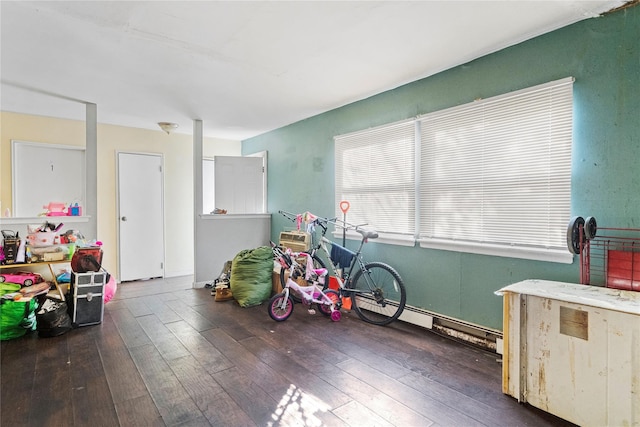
398, 304, 503, 353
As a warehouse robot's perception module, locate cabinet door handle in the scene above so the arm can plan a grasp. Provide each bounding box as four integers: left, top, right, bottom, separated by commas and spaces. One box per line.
121, 216, 127, 221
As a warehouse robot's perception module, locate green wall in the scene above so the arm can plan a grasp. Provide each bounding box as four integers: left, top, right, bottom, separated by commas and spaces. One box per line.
243, 6, 640, 331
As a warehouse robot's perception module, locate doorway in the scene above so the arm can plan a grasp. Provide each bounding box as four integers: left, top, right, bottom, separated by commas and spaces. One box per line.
117, 152, 165, 281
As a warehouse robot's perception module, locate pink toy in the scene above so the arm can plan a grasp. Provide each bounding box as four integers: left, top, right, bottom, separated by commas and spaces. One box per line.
44, 202, 67, 216
0, 271, 44, 287
27, 231, 58, 247
68, 203, 82, 216
104, 275, 117, 303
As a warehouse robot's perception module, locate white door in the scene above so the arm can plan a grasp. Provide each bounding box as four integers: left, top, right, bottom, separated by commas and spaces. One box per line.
117, 152, 164, 281
214, 156, 264, 213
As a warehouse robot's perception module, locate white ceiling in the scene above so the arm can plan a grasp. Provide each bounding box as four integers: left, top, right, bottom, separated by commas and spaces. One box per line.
0, 1, 625, 140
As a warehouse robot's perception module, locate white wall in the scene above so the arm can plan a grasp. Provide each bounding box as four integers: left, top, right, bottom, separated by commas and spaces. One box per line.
0, 111, 242, 279
194, 214, 271, 286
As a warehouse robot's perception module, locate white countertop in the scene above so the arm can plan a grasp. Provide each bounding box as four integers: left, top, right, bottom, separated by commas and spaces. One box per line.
496, 279, 640, 316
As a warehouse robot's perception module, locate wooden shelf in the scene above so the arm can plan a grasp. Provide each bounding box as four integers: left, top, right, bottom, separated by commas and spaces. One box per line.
0, 260, 71, 301
0, 259, 70, 270
0, 216, 89, 226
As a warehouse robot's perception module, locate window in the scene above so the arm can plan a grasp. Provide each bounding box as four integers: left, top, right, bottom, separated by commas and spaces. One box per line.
418, 77, 573, 262
335, 120, 415, 239
202, 152, 267, 215
334, 77, 574, 262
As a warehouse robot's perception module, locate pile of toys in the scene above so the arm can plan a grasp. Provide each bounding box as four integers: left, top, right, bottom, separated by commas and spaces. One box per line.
0, 271, 52, 340
0, 271, 51, 300
1, 223, 88, 265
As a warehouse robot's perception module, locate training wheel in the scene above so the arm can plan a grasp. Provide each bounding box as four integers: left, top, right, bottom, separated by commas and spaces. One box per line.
331, 310, 342, 322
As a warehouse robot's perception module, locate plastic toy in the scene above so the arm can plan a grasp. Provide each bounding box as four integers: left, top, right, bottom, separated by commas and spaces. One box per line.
68, 203, 82, 216
104, 275, 117, 303
43, 202, 67, 217
26, 231, 58, 247
0, 271, 45, 287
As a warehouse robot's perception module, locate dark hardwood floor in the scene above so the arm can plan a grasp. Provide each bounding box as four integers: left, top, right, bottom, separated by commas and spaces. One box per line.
1, 276, 575, 427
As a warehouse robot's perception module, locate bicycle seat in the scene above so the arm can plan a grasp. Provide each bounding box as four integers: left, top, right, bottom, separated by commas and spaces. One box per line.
313, 268, 328, 277
357, 228, 378, 240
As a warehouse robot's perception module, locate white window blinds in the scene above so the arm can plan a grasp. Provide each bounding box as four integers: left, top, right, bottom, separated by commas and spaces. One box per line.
335, 120, 415, 235
418, 77, 574, 252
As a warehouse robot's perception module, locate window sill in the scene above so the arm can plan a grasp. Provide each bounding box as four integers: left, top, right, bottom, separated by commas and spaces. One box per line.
199, 213, 270, 220
329, 230, 574, 263
418, 238, 574, 264
331, 231, 415, 247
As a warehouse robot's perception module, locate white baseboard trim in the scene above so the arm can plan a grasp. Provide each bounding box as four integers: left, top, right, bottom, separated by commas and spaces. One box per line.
164, 269, 194, 278
193, 280, 209, 288
399, 304, 502, 353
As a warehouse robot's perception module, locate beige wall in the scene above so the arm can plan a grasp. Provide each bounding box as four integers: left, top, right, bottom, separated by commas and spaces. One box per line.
0, 111, 241, 279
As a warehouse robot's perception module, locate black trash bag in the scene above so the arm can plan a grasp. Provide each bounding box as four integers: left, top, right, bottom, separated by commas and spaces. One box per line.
36, 297, 72, 338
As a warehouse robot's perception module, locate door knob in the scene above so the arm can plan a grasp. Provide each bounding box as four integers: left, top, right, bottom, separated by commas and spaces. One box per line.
121, 216, 127, 221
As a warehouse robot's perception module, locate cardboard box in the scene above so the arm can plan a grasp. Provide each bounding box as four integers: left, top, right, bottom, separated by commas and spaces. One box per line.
272, 272, 283, 295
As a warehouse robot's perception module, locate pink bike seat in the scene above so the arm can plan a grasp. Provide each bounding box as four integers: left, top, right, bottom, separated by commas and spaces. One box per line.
314, 268, 328, 277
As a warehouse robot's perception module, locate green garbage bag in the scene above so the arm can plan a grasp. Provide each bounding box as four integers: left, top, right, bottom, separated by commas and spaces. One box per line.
230, 246, 273, 307
0, 283, 36, 340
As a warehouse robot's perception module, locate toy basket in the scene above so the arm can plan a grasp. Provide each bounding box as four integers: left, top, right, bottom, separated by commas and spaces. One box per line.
27, 231, 58, 247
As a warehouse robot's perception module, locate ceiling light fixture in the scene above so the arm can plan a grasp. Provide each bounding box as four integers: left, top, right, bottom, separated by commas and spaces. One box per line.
158, 122, 178, 134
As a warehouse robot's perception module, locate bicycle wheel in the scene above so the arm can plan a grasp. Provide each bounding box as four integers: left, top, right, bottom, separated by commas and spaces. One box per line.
349, 262, 406, 326
279, 253, 326, 303
267, 293, 294, 322
317, 289, 340, 317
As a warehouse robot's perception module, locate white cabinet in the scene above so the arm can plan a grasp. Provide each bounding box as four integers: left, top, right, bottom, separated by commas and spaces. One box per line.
497, 280, 640, 427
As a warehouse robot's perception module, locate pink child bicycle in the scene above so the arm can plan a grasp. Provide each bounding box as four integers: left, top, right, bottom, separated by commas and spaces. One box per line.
268, 243, 342, 322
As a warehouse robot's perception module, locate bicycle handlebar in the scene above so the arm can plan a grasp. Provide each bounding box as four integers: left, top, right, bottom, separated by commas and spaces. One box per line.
278, 210, 371, 235
278, 210, 298, 221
